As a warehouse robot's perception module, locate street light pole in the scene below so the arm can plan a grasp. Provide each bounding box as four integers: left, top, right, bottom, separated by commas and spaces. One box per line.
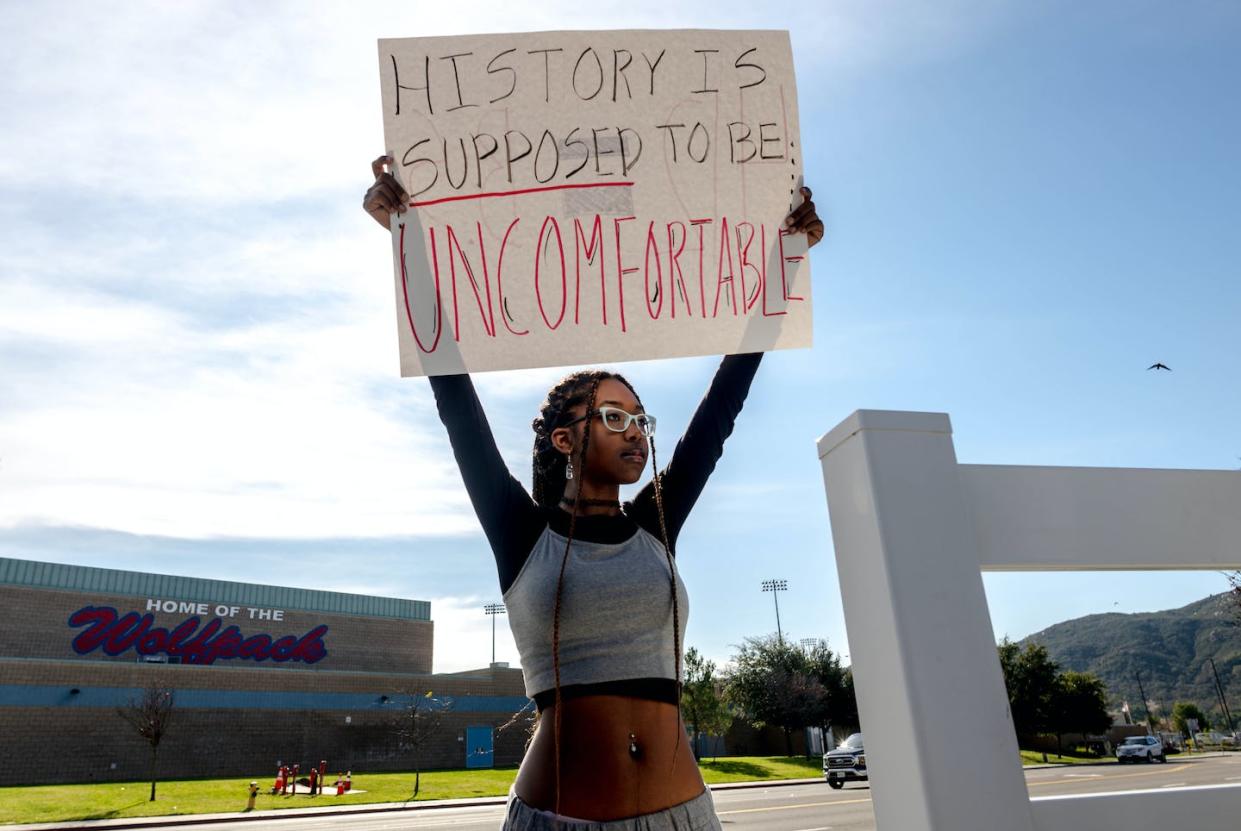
1134, 670, 1155, 730
1208, 657, 1235, 733
761, 579, 788, 644
484, 603, 506, 664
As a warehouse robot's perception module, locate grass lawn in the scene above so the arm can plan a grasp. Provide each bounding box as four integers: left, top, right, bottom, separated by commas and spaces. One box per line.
0, 757, 824, 825
1019, 750, 1117, 766
698, 755, 823, 783
0, 769, 519, 826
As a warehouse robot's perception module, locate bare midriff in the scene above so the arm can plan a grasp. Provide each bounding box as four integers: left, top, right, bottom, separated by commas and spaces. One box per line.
513, 695, 705, 821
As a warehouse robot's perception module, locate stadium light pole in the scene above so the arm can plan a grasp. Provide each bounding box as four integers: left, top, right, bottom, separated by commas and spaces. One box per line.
761, 579, 788, 645
484, 603, 506, 664
799, 637, 823, 653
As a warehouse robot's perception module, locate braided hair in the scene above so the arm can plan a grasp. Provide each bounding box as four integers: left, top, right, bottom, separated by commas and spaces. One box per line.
530, 370, 684, 815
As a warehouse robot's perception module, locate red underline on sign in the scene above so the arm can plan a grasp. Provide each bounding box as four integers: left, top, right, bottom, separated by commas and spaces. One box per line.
410, 181, 635, 208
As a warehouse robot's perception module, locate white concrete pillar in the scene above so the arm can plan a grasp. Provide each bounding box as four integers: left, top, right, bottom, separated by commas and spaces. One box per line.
817, 410, 1034, 831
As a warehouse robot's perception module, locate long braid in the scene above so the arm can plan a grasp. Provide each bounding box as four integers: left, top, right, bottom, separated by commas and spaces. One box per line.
621, 386, 684, 776
532, 455, 544, 508
647, 435, 683, 774
550, 376, 601, 819
531, 373, 594, 827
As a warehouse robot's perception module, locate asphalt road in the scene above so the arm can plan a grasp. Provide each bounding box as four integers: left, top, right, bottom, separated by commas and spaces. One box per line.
37, 754, 1241, 831
712, 753, 1241, 831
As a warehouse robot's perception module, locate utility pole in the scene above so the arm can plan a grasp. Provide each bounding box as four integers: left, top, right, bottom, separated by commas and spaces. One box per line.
1134, 670, 1155, 731
761, 579, 788, 644
1208, 658, 1235, 733
484, 603, 506, 665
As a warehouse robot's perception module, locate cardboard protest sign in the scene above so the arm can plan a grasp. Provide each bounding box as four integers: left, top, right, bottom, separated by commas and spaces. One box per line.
378, 29, 810, 376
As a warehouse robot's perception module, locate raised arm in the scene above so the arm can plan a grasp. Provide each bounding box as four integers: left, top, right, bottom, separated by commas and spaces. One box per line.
627, 352, 763, 549
627, 185, 823, 550
364, 155, 543, 590
427, 374, 545, 590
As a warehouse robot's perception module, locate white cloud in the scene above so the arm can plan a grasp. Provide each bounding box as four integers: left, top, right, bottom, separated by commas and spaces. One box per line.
0, 0, 1028, 539
0, 2, 1026, 203
0, 219, 471, 538
426, 593, 520, 674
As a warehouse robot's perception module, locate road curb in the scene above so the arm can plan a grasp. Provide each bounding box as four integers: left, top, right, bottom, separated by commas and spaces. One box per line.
710, 777, 823, 790
1022, 752, 1226, 770
1023, 761, 1121, 770
4, 777, 828, 831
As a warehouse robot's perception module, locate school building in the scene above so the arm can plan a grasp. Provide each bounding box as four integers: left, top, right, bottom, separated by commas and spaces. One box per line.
0, 557, 530, 786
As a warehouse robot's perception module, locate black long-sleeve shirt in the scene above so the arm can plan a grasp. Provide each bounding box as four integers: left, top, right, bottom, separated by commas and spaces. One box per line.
428, 353, 763, 594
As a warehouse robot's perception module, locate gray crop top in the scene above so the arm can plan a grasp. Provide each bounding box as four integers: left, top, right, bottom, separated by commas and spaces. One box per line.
503, 527, 689, 699
427, 353, 761, 708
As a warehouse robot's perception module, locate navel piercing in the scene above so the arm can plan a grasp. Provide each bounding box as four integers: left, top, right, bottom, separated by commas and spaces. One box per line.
565, 459, 575, 480
628, 732, 641, 758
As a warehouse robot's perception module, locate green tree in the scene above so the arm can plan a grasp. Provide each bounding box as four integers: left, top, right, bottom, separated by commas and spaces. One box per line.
1171, 701, 1210, 735
696, 692, 735, 761
838, 669, 860, 732
1049, 671, 1112, 754
998, 639, 1061, 745
681, 648, 733, 760
724, 635, 851, 756
802, 641, 858, 739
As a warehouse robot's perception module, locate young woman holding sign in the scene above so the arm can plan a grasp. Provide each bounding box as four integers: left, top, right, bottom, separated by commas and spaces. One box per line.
365, 156, 823, 830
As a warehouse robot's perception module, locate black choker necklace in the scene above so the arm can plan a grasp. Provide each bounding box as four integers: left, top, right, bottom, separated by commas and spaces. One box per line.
559, 497, 621, 510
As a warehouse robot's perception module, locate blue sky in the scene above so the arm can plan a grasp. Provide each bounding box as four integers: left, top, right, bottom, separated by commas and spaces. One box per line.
1, 1, 1238, 673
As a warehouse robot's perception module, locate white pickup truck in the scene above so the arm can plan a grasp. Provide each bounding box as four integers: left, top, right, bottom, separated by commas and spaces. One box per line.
823, 732, 867, 789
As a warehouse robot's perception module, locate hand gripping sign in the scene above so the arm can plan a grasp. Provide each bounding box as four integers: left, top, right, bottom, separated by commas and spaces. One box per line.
378, 29, 810, 376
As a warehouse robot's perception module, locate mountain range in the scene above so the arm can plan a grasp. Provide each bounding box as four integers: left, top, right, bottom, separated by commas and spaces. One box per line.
1017, 593, 1241, 728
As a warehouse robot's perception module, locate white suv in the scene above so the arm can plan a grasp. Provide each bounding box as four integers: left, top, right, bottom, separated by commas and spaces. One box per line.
1116, 735, 1166, 763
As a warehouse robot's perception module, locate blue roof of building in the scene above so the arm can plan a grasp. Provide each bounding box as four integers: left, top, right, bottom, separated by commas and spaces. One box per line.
0, 557, 430, 621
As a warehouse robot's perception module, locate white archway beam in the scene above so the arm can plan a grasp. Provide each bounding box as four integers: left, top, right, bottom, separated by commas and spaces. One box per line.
818, 409, 1241, 831
961, 465, 1241, 570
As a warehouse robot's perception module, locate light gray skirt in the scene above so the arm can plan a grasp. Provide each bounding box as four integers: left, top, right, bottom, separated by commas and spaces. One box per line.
501, 787, 722, 831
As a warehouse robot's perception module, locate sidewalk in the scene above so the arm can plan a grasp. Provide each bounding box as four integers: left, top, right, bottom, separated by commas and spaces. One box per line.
5, 778, 827, 831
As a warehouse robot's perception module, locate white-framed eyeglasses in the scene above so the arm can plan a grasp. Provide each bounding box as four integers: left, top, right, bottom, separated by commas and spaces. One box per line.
564, 406, 656, 437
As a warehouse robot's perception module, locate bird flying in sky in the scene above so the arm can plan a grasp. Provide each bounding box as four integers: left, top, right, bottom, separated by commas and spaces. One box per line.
1147, 363, 1171, 371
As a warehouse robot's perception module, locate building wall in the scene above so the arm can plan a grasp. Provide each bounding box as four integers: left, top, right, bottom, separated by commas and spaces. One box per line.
0, 659, 530, 786
0, 568, 530, 786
